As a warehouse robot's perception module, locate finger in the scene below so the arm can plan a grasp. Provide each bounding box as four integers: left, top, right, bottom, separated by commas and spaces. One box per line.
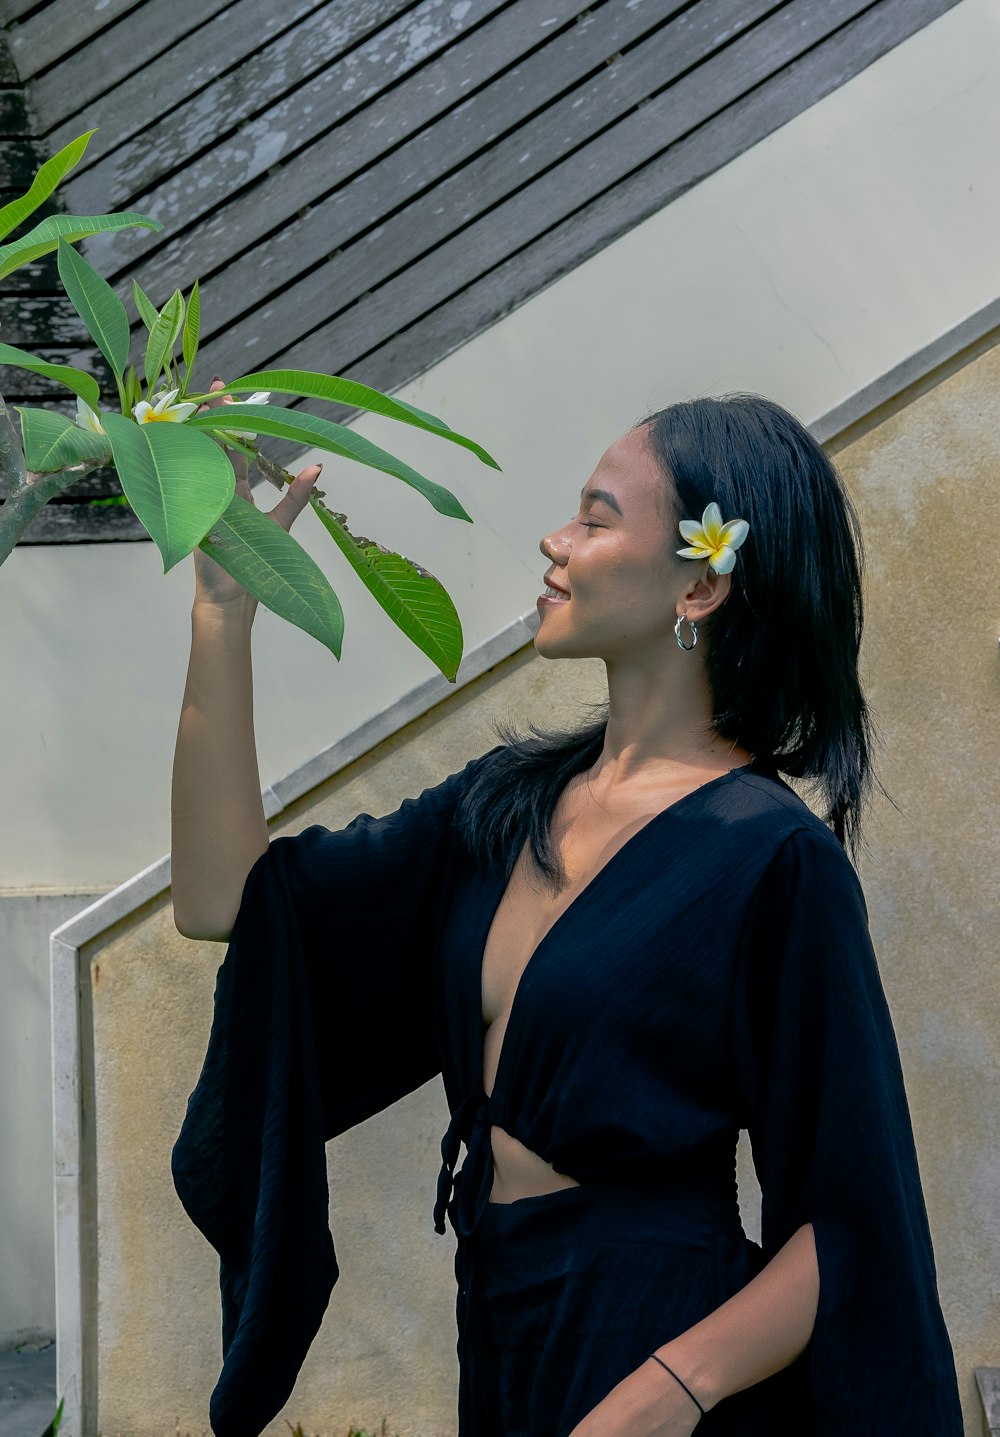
198, 375, 235, 414
269, 464, 322, 532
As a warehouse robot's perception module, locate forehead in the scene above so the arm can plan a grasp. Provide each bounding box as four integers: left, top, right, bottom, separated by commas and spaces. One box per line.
584, 425, 671, 512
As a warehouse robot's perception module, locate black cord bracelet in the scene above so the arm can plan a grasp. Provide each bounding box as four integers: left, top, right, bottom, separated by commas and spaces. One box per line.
649, 1353, 706, 1417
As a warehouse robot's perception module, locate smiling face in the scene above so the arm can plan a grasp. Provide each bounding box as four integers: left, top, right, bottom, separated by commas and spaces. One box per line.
534, 425, 693, 662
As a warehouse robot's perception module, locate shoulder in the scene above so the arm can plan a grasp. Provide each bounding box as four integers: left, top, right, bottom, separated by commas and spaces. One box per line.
716, 764, 850, 857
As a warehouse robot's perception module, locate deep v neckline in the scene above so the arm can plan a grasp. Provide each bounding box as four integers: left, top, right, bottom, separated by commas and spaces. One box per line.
481, 760, 758, 1100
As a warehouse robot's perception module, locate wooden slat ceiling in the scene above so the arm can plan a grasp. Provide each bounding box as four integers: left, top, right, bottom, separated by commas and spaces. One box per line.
0, 0, 963, 542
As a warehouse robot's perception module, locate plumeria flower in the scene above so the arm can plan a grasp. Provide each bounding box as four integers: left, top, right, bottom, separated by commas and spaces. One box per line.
215, 390, 271, 441
75, 396, 106, 435
677, 503, 749, 575
132, 388, 199, 425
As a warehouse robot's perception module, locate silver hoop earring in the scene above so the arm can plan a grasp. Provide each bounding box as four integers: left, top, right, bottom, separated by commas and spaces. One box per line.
674, 613, 698, 651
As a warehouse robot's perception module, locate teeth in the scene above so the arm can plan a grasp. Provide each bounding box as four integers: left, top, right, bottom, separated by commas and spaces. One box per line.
545, 585, 567, 598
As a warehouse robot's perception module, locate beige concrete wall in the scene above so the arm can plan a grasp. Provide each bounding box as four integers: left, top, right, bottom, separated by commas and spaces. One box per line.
833, 342, 1000, 1423
82, 341, 1000, 1436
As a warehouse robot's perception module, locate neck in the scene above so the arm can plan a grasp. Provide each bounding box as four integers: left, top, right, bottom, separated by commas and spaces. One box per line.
594, 644, 751, 786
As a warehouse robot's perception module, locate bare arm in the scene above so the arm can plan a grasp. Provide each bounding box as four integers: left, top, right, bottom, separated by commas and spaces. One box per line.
568, 1222, 819, 1435
170, 380, 320, 940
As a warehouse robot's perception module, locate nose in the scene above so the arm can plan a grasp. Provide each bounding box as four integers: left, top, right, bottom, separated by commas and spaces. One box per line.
539, 527, 570, 563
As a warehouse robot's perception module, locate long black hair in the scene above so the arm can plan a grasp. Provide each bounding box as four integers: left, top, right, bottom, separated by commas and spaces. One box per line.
457, 393, 876, 879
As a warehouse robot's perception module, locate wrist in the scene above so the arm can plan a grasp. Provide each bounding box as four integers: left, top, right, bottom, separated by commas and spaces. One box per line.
650, 1346, 714, 1416
192, 593, 258, 625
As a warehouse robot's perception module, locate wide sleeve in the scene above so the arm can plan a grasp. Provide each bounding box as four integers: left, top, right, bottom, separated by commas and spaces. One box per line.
171, 752, 491, 1437
730, 826, 963, 1434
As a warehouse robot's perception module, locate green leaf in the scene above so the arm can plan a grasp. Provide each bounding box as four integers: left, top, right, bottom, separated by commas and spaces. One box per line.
124, 365, 142, 414
102, 413, 235, 571
188, 405, 471, 521
0, 210, 163, 281
0, 342, 100, 406
311, 499, 463, 680
57, 239, 130, 381
205, 368, 500, 470
199, 494, 344, 658
0, 131, 95, 242
182, 279, 200, 382
17, 406, 111, 472
131, 279, 160, 332
143, 288, 184, 390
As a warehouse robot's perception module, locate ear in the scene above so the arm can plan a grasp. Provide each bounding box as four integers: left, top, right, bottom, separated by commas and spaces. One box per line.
677, 564, 731, 624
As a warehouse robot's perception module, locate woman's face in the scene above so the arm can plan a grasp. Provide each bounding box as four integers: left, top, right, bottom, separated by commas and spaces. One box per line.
535, 425, 688, 661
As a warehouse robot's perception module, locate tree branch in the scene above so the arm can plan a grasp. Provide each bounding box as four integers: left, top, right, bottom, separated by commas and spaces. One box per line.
0, 460, 110, 566
0, 395, 28, 494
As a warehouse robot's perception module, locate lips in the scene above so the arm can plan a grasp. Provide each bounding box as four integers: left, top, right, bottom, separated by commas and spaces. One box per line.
542, 573, 569, 596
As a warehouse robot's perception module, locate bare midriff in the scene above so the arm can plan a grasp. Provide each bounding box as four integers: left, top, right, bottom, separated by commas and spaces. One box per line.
481, 756, 749, 1204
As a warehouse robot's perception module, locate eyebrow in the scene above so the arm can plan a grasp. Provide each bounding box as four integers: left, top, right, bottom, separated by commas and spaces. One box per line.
580, 486, 623, 515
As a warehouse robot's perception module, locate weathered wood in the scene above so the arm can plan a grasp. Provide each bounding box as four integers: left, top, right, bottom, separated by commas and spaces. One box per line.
197, 0, 775, 366
82, 0, 513, 282
194, 0, 695, 341
0, 135, 46, 188
208, 0, 877, 382
6, 0, 138, 78
0, 37, 20, 85
3, 498, 148, 543
0, 0, 39, 30
0, 85, 33, 132
0, 465, 121, 499
46, 0, 332, 161
57, 0, 414, 202
247, 0, 963, 462
26, 0, 237, 127
0, 295, 88, 344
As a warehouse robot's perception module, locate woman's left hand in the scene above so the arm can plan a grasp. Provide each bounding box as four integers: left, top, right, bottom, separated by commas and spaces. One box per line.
567, 1359, 703, 1437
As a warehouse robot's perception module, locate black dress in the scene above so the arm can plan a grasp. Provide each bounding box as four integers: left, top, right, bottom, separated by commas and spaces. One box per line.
173, 752, 963, 1437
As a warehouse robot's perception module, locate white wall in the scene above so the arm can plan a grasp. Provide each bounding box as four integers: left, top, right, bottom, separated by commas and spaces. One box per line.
2, 0, 1000, 1345
2, 0, 999, 892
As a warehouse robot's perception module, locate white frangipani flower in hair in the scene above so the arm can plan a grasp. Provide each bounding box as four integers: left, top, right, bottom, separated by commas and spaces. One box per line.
677, 502, 749, 575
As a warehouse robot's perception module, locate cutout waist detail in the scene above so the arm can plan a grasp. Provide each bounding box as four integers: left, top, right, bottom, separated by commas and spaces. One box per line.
488, 1125, 581, 1205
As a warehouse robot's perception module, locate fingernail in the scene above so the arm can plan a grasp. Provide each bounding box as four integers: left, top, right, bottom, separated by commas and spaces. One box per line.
212, 374, 222, 383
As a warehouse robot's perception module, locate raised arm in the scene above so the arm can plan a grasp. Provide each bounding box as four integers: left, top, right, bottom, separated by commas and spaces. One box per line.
170, 380, 320, 940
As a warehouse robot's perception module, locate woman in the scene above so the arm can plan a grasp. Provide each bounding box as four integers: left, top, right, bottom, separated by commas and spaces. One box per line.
171, 388, 963, 1437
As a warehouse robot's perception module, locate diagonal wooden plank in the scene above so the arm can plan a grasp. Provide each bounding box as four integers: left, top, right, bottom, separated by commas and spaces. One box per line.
78, 0, 531, 283
253, 0, 964, 439
192, 0, 697, 339
26, 0, 236, 127
0, 35, 20, 84
46, 0, 384, 165
4, 503, 148, 543
0, 0, 42, 26
198, 0, 777, 354
0, 294, 88, 344
8, 0, 156, 81
199, 0, 872, 378
0, 135, 48, 189
0, 86, 33, 133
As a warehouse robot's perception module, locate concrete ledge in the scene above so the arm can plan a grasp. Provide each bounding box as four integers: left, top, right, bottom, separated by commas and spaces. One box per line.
977, 1369, 1000, 1436
815, 295, 1000, 450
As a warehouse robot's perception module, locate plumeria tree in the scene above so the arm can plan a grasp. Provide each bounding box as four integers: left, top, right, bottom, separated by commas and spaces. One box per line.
0, 133, 499, 679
